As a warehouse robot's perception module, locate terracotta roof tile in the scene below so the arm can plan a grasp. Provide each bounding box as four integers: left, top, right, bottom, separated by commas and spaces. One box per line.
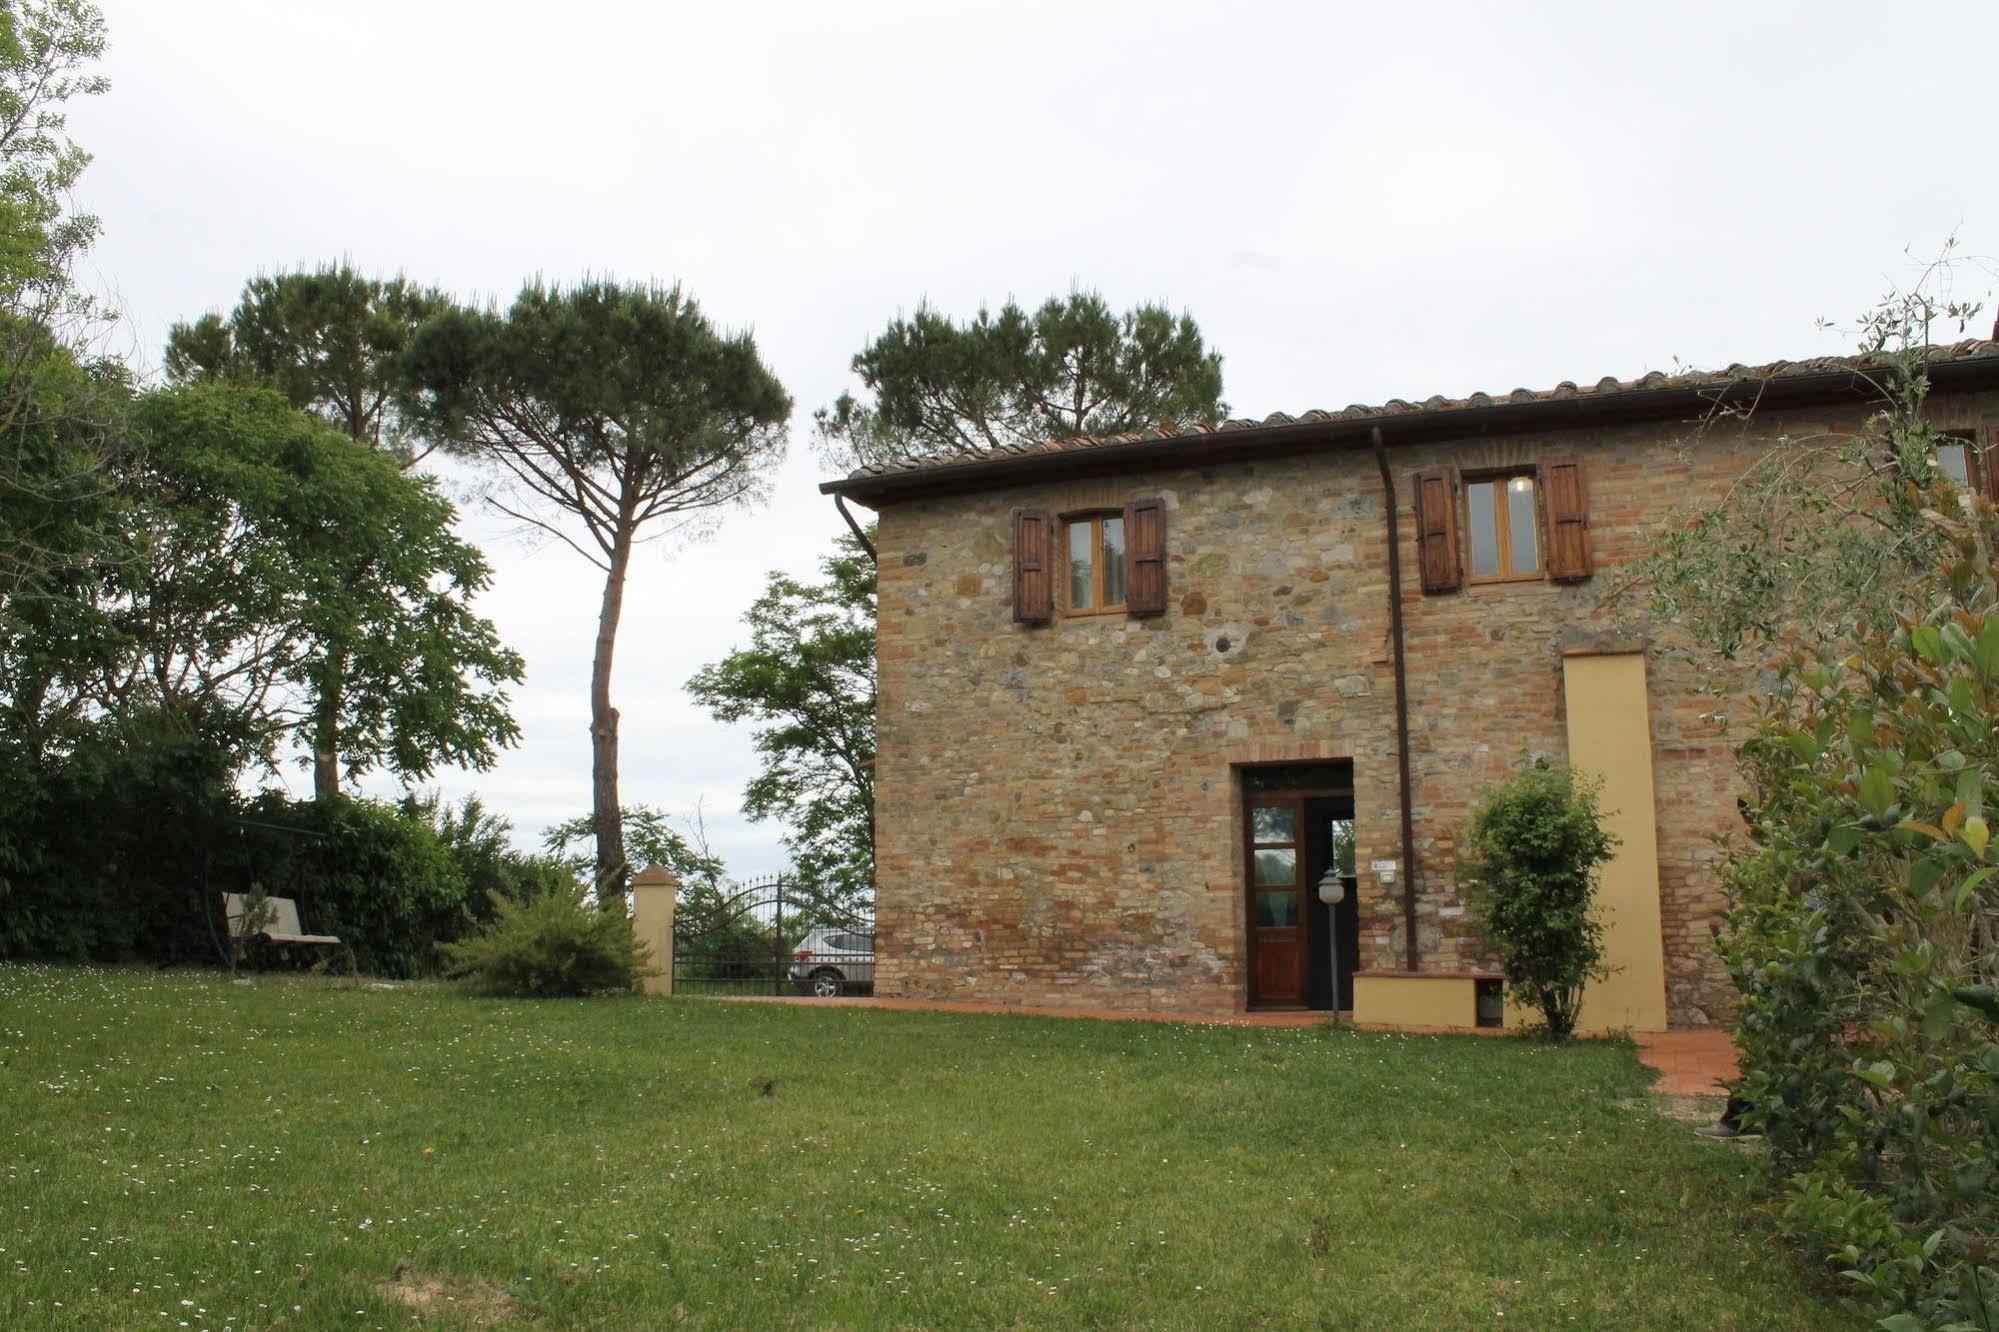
836, 339, 1999, 484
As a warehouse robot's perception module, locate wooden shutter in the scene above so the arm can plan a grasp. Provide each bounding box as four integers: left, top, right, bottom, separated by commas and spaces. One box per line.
1978, 433, 1999, 506
1540, 454, 1594, 582
1012, 508, 1053, 624
1124, 497, 1167, 616
1413, 467, 1462, 594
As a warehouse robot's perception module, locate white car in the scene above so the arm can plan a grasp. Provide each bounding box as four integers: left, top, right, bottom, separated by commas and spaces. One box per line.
789, 928, 876, 997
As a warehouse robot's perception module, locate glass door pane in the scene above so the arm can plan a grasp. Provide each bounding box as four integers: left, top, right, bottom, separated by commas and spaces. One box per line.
1251, 805, 1296, 844
1252, 847, 1296, 885
1255, 891, 1300, 927
1328, 818, 1356, 877
1247, 798, 1305, 1007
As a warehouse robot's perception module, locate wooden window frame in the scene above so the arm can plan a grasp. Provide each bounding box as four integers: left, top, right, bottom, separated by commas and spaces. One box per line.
1245, 794, 1306, 1007
1936, 429, 1982, 491
1463, 470, 1545, 585
1062, 512, 1128, 617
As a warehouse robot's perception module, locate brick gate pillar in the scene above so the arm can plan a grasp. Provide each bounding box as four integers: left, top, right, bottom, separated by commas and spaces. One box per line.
630, 864, 678, 997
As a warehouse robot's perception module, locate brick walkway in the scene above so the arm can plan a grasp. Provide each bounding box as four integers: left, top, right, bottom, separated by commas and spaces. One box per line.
717, 996, 1743, 1093
717, 994, 1329, 1026
1633, 1029, 1739, 1097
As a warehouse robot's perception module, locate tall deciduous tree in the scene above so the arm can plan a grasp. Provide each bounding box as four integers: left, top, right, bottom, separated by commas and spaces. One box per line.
108, 384, 523, 787
688, 532, 875, 906
0, 334, 128, 759
403, 281, 791, 898
162, 265, 456, 800
816, 290, 1225, 471
0, 0, 114, 621
0, 0, 108, 319
0, 0, 121, 844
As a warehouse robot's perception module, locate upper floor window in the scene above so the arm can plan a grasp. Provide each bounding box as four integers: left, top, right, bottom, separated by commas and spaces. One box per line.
1066, 514, 1126, 614
1013, 499, 1165, 625
1465, 473, 1542, 582
1936, 430, 1979, 488
1415, 457, 1591, 594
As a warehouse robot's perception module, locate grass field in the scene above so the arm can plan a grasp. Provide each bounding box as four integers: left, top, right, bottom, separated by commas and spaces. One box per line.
0, 965, 1854, 1329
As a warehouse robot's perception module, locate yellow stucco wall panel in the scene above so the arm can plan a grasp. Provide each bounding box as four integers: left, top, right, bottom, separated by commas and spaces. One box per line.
1352, 973, 1485, 1029
1562, 652, 1669, 1033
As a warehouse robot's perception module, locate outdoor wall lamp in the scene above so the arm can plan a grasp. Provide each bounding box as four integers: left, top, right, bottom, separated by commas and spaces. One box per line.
1317, 868, 1346, 1024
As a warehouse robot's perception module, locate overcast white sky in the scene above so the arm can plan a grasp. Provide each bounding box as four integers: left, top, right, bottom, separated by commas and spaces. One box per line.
71, 0, 1997, 877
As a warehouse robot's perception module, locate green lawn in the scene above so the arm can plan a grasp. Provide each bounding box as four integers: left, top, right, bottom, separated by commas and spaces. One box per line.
0, 966, 1853, 1329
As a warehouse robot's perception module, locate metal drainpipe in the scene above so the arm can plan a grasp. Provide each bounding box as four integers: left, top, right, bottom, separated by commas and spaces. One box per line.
834, 494, 877, 563
1371, 426, 1421, 973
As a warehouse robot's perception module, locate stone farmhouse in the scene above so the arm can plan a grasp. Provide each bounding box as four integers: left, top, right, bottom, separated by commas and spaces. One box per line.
821, 341, 1999, 1031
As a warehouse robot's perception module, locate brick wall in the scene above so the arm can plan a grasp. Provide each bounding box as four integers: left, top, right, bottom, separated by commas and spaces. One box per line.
868, 391, 1999, 1025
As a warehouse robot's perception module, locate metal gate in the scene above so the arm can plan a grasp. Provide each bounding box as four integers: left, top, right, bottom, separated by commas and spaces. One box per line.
671, 875, 876, 997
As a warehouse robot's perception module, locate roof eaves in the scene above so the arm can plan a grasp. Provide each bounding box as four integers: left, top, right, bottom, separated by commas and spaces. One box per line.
821, 340, 1999, 503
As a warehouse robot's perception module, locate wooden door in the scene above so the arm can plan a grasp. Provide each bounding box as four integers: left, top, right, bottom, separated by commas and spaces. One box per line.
1247, 797, 1307, 1008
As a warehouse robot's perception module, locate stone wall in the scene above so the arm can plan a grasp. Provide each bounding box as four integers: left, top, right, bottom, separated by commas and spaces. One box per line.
868, 391, 1999, 1025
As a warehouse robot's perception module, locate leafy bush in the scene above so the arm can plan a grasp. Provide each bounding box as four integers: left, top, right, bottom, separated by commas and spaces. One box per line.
1723, 504, 1999, 1323
406, 791, 578, 918
444, 886, 656, 998
1608, 289, 1999, 1326
1457, 760, 1617, 1040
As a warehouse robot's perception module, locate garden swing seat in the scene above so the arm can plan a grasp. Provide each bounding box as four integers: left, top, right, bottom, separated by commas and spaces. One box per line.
222, 892, 344, 964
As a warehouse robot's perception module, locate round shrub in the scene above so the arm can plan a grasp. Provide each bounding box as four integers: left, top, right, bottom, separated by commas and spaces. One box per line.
443, 885, 656, 998
1457, 759, 1617, 1041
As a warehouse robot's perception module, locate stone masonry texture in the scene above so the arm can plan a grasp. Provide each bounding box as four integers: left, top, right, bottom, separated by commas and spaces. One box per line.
867, 389, 1999, 1025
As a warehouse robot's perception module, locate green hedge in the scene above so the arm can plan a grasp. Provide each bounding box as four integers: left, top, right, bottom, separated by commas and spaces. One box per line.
1724, 514, 1999, 1327
0, 725, 509, 977
0, 713, 237, 964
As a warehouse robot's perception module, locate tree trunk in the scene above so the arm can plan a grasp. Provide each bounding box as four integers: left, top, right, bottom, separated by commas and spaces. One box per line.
311, 671, 341, 803
590, 529, 633, 904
